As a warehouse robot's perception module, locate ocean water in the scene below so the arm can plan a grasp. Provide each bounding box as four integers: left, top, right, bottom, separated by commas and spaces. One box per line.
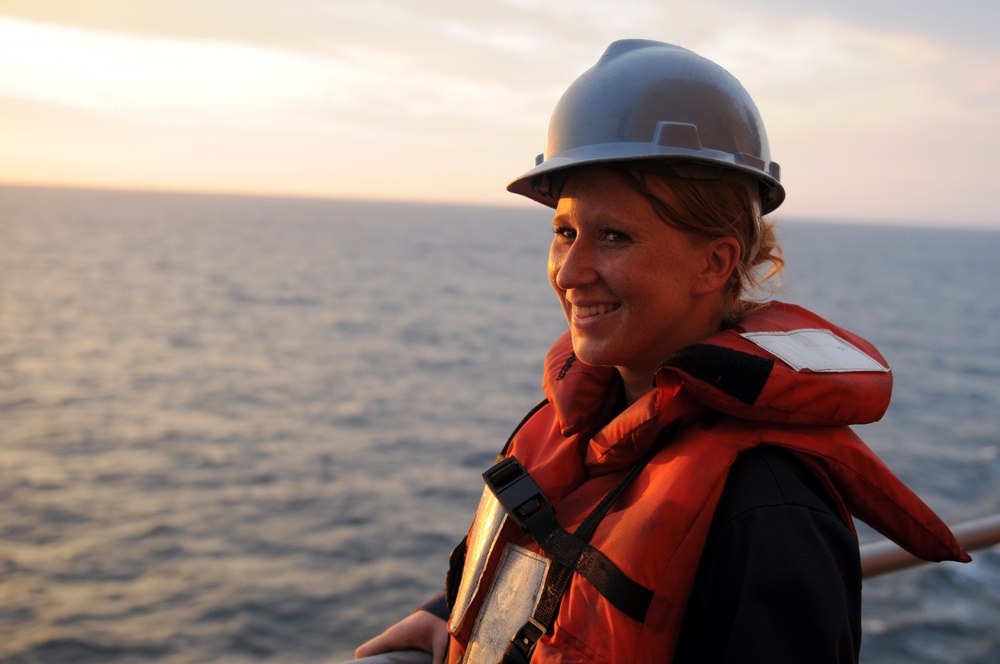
0, 185, 998, 663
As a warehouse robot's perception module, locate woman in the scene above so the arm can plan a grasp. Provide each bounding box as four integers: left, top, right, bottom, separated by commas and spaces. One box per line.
355, 40, 968, 664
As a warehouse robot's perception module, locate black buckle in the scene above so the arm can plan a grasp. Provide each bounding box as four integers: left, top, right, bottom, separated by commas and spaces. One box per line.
483, 457, 554, 531
512, 617, 546, 658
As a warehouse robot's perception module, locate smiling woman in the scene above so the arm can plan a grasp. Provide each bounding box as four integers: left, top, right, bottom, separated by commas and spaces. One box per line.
353, 39, 969, 664
548, 169, 740, 403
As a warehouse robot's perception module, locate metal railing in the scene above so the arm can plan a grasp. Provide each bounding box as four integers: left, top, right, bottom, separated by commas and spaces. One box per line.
860, 512, 1000, 578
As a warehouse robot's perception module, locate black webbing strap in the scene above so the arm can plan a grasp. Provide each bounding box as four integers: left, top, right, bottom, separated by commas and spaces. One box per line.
483, 457, 653, 622
500, 399, 549, 456
446, 398, 550, 613
503, 418, 681, 664
489, 419, 683, 663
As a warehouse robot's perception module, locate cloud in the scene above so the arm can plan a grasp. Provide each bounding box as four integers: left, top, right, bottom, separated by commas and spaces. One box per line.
0, 3, 996, 224
0, 16, 345, 126
689, 15, 998, 133
0, 15, 547, 136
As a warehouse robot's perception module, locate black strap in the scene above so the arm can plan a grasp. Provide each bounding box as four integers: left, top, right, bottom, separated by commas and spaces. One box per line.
444, 534, 468, 612
500, 399, 549, 456
445, 399, 549, 612
488, 419, 683, 662
483, 457, 653, 622
503, 565, 570, 664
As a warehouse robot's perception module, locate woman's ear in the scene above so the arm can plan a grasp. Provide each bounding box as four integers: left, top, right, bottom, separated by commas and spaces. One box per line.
693, 236, 741, 296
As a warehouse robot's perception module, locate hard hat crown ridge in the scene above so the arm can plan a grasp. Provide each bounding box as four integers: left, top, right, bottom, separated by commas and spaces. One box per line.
507, 39, 785, 214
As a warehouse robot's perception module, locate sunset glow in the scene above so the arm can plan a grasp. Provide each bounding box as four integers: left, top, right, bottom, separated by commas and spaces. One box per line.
0, 2, 996, 227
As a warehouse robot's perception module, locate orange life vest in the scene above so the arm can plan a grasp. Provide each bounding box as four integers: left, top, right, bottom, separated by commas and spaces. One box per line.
446, 303, 968, 664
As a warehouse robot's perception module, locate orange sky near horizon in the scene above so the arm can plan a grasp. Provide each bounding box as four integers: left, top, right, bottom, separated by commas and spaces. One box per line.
1, 1, 998, 228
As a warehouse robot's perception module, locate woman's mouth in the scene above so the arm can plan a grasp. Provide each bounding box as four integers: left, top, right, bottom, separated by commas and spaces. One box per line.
573, 303, 621, 319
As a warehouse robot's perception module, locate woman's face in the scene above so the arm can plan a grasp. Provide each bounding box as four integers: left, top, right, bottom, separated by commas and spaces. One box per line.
548, 168, 725, 385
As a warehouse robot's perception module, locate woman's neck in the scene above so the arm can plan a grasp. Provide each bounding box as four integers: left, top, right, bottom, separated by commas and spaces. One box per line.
618, 312, 728, 405
619, 367, 656, 405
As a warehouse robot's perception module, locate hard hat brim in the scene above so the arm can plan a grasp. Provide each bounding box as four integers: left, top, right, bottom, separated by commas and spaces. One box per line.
507, 149, 785, 215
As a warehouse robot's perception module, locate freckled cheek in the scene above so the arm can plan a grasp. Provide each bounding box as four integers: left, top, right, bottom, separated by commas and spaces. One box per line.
547, 249, 563, 292
547, 258, 572, 319
549, 270, 570, 314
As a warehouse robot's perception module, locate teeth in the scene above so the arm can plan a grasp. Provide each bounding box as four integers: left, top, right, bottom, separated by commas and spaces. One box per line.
576, 303, 618, 318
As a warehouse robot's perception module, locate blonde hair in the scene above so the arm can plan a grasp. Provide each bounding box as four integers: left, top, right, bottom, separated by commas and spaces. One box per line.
618, 169, 784, 323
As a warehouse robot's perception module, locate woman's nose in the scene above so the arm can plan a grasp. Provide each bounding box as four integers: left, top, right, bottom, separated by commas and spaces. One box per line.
552, 241, 597, 291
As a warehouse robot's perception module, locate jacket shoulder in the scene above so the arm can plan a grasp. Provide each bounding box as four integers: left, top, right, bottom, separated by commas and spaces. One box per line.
713, 445, 843, 524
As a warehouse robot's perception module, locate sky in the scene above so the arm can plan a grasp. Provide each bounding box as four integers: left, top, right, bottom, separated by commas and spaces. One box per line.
1, 0, 997, 228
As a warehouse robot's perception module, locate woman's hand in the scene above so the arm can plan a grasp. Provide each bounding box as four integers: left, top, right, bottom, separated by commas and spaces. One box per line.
354, 610, 449, 664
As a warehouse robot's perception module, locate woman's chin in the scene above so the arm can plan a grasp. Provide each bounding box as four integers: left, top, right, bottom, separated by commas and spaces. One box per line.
570, 338, 620, 369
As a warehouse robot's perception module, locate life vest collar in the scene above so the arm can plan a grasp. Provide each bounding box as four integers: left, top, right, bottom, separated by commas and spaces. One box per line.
543, 302, 893, 441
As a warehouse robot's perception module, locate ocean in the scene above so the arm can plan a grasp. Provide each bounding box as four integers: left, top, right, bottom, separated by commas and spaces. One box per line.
1, 185, 998, 663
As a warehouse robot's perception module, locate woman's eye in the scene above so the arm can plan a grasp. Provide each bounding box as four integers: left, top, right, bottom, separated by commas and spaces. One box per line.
553, 226, 576, 240
603, 230, 630, 243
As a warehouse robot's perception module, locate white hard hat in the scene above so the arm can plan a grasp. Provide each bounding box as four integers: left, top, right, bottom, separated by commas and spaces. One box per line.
507, 39, 785, 214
